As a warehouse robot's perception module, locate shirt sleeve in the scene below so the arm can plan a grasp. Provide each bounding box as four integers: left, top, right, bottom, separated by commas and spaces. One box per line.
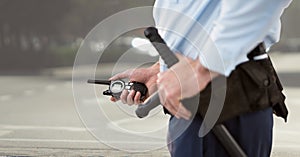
199, 0, 292, 76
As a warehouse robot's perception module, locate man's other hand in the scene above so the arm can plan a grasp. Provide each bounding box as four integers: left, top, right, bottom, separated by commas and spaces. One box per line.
157, 53, 219, 120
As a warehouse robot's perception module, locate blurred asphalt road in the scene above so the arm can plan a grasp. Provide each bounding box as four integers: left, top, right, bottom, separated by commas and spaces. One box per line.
0, 52, 300, 156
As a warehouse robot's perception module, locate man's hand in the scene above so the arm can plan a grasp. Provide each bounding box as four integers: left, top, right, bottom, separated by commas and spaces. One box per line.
109, 62, 160, 105
157, 53, 219, 120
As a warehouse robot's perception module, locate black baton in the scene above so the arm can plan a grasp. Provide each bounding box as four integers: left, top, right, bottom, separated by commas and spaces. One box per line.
135, 27, 247, 157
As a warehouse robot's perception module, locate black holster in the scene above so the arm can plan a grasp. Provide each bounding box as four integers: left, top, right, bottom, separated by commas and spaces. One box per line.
196, 44, 288, 123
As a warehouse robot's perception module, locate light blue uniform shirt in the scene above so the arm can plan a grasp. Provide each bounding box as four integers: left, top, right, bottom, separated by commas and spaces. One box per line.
153, 0, 292, 76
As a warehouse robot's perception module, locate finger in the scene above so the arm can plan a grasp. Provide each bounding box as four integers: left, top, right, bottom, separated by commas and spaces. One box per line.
177, 103, 192, 120
161, 84, 186, 119
158, 88, 177, 117
158, 86, 180, 119
110, 97, 117, 102
134, 91, 142, 104
158, 84, 178, 116
127, 90, 136, 105
165, 99, 185, 119
120, 90, 129, 104
166, 96, 191, 120
157, 85, 167, 105
163, 99, 179, 118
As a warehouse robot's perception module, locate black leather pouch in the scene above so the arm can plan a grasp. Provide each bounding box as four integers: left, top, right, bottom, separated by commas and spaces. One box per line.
196, 58, 288, 123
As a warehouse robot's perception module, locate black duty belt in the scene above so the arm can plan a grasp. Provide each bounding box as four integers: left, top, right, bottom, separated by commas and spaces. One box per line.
195, 42, 288, 123
247, 43, 267, 60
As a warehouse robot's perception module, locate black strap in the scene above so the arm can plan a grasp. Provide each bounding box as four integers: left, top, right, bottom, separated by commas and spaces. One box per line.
247, 43, 266, 60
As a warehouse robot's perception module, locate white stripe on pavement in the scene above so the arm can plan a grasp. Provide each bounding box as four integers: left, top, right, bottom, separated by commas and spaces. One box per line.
0, 125, 87, 132
0, 131, 12, 137
0, 95, 12, 101
45, 85, 57, 91
0, 138, 98, 143
24, 90, 35, 96
273, 144, 300, 149
0, 138, 165, 145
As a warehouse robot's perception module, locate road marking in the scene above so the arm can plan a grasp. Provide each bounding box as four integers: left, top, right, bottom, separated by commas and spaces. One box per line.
0, 95, 12, 101
64, 81, 72, 87
0, 138, 165, 145
0, 138, 98, 143
273, 144, 300, 149
24, 90, 35, 96
82, 98, 102, 104
81, 98, 107, 105
0, 131, 12, 137
45, 85, 56, 91
276, 130, 300, 135
107, 117, 168, 134
0, 125, 87, 132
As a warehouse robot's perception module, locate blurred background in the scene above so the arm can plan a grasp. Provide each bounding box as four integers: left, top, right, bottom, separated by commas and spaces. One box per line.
0, 0, 299, 73
0, 0, 300, 156
0, 0, 156, 73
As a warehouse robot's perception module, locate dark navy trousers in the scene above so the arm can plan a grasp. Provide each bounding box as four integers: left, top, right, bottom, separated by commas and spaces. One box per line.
167, 107, 273, 157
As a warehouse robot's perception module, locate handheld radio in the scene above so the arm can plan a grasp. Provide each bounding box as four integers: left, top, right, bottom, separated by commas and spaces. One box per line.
87, 79, 147, 100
